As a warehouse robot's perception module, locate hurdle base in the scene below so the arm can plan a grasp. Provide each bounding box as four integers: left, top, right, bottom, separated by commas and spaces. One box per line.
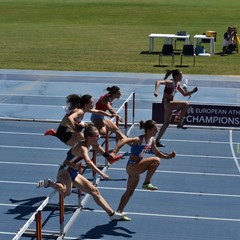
23, 229, 60, 239
46, 203, 81, 211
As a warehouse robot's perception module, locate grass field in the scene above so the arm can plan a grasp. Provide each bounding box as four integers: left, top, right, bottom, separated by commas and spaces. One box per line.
0, 0, 239, 75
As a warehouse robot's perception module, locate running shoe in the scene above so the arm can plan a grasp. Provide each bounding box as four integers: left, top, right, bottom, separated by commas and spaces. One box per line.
156, 142, 165, 147
177, 124, 187, 129
109, 212, 126, 221
142, 183, 158, 191
121, 216, 132, 221
36, 179, 51, 188
108, 154, 124, 164
44, 129, 56, 136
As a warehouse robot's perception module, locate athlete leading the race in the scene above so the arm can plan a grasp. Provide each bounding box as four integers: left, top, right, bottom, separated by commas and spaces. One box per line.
154, 69, 198, 147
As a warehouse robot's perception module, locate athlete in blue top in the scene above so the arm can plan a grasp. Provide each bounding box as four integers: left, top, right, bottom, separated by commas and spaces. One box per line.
37, 125, 125, 221
110, 120, 176, 218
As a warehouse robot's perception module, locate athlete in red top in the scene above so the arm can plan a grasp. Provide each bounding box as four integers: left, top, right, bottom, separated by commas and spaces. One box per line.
154, 69, 198, 147
91, 86, 126, 141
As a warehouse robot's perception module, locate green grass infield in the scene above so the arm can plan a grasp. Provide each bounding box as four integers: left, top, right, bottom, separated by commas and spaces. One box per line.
0, 0, 239, 75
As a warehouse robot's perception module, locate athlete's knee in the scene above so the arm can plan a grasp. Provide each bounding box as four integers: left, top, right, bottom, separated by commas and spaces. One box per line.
151, 157, 161, 166
98, 128, 106, 136
90, 186, 101, 197
56, 182, 71, 197
62, 190, 71, 197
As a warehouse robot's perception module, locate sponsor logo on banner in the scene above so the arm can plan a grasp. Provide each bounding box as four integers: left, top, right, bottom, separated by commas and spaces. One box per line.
152, 103, 240, 128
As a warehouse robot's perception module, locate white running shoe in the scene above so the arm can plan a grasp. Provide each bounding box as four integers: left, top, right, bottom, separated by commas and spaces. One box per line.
36, 179, 51, 188
109, 212, 126, 221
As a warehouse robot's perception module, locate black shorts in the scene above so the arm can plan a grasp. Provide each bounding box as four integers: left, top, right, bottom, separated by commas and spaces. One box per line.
56, 125, 73, 143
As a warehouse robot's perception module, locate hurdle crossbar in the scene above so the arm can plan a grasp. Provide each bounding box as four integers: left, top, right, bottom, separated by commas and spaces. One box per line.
110, 92, 135, 137
13, 190, 56, 240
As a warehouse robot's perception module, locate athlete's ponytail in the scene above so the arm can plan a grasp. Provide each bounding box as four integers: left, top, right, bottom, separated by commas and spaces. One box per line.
139, 120, 157, 132
164, 69, 181, 80
105, 85, 120, 95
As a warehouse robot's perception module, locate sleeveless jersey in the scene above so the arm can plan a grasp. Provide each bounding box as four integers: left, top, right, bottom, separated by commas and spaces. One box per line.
95, 94, 112, 111
130, 135, 154, 158
164, 80, 177, 97
63, 105, 83, 123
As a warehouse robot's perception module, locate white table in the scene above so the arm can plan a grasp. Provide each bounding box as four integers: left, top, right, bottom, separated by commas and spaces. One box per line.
193, 35, 215, 55
149, 33, 190, 53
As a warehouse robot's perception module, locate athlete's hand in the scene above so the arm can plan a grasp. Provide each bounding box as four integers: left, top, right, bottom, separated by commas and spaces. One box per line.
118, 116, 124, 122
193, 86, 198, 93
110, 113, 117, 118
101, 172, 109, 180
109, 152, 116, 159
154, 92, 158, 97
167, 151, 176, 159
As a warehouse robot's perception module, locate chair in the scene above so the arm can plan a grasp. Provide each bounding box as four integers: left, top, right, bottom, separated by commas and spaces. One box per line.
180, 44, 196, 67
159, 44, 174, 66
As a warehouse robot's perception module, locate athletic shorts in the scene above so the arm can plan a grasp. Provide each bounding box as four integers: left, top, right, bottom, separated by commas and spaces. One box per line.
67, 168, 78, 181
126, 159, 139, 167
90, 114, 104, 122
56, 125, 72, 143
58, 165, 78, 182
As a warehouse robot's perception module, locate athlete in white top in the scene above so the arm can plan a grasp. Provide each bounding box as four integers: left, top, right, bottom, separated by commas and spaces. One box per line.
110, 120, 176, 218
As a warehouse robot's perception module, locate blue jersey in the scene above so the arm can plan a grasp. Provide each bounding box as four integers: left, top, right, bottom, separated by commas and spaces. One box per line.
59, 150, 83, 181
130, 135, 154, 158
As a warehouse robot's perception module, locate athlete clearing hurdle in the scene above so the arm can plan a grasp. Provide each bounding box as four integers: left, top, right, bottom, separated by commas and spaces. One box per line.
45, 94, 117, 147
37, 125, 125, 221
90, 85, 127, 141
110, 120, 176, 220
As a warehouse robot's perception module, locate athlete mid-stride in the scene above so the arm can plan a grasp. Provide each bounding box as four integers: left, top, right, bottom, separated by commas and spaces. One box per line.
154, 69, 198, 147
110, 120, 176, 219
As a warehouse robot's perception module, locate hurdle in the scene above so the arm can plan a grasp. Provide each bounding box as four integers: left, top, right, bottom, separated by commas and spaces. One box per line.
11, 92, 136, 239
12, 190, 57, 240
99, 92, 135, 166
92, 149, 97, 185
103, 91, 135, 144
113, 92, 135, 136
12, 131, 110, 239
13, 152, 103, 239
20, 193, 67, 239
